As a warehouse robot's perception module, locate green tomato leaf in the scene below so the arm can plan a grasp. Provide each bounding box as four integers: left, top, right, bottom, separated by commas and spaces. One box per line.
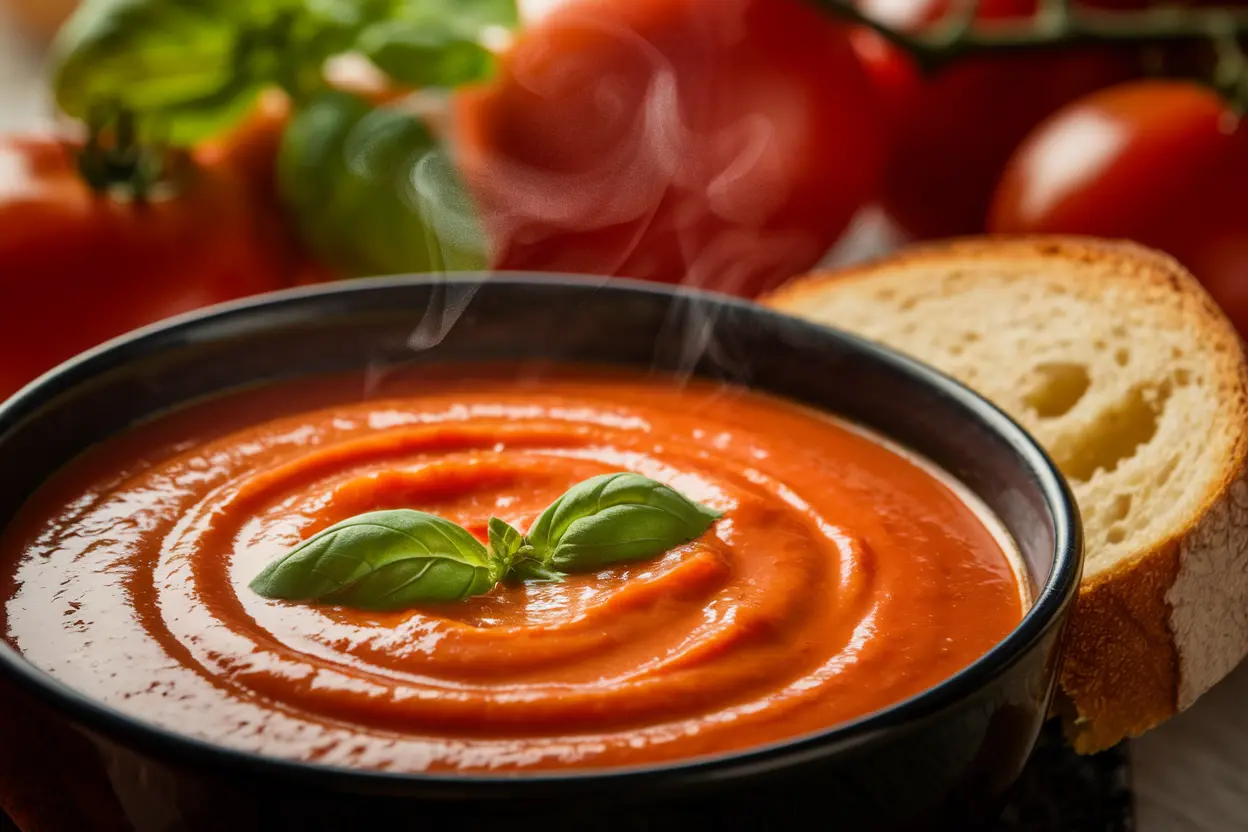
277, 90, 489, 276
360, 20, 496, 88
526, 474, 722, 573
250, 509, 498, 610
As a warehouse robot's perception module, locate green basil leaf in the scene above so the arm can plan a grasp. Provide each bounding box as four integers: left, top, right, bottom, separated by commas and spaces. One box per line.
142, 78, 265, 148
250, 509, 498, 610
411, 146, 492, 271
387, 0, 518, 33
277, 90, 489, 276
193, 0, 307, 21
303, 0, 373, 28
359, 20, 496, 88
351, 0, 517, 88
294, 0, 399, 57
53, 0, 242, 140
51, 0, 369, 144
276, 89, 371, 246
526, 474, 723, 572
439, 0, 519, 31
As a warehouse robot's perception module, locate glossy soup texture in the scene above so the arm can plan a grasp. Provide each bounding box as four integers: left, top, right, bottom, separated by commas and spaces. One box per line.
0, 367, 1024, 773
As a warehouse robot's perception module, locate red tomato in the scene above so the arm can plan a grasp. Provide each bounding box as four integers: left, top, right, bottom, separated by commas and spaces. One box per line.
989, 80, 1248, 332
848, 27, 923, 149
861, 0, 1141, 240
196, 90, 293, 209
196, 91, 329, 286
455, 0, 884, 298
0, 136, 287, 400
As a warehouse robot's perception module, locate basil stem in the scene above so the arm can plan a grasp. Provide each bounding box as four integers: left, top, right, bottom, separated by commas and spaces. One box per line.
487, 516, 523, 574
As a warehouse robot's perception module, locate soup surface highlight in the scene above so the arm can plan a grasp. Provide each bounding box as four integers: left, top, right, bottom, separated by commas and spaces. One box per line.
0, 367, 1023, 772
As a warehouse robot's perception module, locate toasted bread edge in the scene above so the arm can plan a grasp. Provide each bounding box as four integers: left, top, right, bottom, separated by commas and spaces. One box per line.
764, 235, 1248, 752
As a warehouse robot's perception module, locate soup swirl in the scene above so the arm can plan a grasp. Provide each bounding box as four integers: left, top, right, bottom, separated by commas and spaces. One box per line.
0, 367, 1023, 772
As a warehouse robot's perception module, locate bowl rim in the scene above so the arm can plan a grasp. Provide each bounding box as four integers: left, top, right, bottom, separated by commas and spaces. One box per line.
0, 273, 1083, 794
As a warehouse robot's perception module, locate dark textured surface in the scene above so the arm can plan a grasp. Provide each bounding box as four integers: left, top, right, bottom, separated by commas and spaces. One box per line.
0, 724, 1134, 831
998, 724, 1134, 832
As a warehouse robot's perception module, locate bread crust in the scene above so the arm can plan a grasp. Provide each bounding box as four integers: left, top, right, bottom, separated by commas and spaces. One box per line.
765, 235, 1248, 752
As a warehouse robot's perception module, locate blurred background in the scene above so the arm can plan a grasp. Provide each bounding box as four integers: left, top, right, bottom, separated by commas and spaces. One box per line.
8, 0, 1248, 397
1, 0, 1248, 828
0, 1, 55, 132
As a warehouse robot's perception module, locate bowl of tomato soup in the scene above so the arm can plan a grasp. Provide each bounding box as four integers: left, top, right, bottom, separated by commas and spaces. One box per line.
0, 276, 1080, 831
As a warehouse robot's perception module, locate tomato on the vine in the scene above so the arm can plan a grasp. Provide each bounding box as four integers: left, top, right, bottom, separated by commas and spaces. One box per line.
0, 136, 287, 400
859, 0, 1142, 241
989, 80, 1248, 333
455, 0, 884, 298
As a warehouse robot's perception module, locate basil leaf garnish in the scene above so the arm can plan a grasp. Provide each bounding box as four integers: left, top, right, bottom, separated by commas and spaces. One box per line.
250, 474, 722, 610
525, 473, 722, 572
250, 509, 499, 610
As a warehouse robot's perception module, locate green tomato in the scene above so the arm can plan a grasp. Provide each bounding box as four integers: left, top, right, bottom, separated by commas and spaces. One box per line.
277, 90, 489, 276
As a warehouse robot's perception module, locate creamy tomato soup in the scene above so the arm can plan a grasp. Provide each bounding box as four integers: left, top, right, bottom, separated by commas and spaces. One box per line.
0, 366, 1024, 772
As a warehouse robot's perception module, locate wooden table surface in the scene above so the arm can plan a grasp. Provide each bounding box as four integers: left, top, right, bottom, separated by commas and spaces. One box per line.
2, 8, 1246, 829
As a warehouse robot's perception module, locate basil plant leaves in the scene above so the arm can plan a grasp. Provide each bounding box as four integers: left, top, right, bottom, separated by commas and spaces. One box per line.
52, 0, 520, 145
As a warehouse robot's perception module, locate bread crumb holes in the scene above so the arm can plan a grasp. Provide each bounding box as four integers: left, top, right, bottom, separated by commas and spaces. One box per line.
1025, 363, 1090, 419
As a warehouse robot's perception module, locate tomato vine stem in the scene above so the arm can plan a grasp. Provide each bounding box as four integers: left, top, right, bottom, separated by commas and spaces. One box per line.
806, 0, 1248, 71
77, 106, 182, 202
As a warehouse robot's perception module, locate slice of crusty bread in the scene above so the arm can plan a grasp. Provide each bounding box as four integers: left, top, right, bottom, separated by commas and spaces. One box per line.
764, 236, 1248, 753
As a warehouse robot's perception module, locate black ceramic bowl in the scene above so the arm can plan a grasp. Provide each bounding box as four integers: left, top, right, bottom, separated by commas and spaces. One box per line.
0, 276, 1081, 832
